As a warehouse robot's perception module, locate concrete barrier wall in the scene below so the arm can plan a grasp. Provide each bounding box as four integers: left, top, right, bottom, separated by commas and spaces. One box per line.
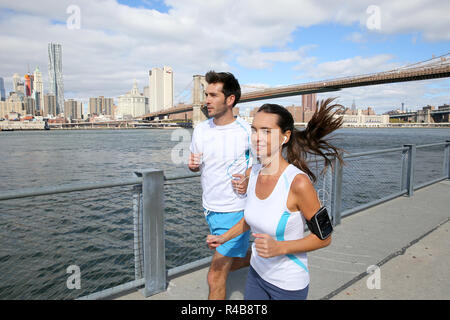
0, 120, 45, 130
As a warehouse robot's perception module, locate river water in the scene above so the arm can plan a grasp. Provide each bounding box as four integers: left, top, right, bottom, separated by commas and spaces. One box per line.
0, 127, 449, 299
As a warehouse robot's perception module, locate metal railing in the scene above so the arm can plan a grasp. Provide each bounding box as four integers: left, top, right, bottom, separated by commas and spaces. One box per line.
0, 140, 449, 300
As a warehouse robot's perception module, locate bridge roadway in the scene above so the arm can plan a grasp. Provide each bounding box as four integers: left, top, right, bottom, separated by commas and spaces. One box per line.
115, 179, 450, 300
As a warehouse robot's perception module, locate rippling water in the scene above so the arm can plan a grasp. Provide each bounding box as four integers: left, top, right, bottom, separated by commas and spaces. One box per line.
0, 127, 449, 299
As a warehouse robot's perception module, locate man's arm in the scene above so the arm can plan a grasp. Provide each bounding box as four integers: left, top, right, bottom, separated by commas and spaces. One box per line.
188, 125, 202, 172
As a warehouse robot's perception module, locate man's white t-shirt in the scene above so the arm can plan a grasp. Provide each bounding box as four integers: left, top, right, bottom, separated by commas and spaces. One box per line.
190, 116, 253, 213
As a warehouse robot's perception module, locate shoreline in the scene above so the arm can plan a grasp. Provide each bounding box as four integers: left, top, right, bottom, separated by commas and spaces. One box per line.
3, 126, 450, 132
0, 124, 186, 131
2, 122, 450, 132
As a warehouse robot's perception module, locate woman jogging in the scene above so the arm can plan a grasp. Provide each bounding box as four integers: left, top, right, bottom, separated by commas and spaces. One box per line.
207, 98, 344, 300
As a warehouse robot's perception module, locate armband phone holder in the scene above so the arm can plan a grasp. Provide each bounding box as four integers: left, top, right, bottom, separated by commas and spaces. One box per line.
306, 206, 333, 240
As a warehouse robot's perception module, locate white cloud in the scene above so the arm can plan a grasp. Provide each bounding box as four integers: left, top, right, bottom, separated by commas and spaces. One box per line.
236, 45, 316, 69
330, 0, 450, 41
296, 54, 400, 80
0, 0, 448, 109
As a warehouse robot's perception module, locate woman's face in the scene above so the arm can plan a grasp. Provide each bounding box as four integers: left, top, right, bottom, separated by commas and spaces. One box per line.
251, 111, 286, 159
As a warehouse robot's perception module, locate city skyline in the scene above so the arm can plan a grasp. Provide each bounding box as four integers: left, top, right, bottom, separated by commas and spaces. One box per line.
2, 62, 449, 117
0, 1, 449, 114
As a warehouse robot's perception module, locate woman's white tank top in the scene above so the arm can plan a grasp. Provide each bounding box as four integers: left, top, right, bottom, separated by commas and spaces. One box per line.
244, 163, 310, 290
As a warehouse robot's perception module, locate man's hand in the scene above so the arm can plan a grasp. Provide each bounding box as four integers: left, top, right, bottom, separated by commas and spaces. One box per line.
188, 153, 203, 172
206, 234, 226, 250
231, 174, 248, 195
253, 233, 283, 258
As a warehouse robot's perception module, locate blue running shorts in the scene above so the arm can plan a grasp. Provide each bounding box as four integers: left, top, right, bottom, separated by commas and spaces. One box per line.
204, 208, 250, 258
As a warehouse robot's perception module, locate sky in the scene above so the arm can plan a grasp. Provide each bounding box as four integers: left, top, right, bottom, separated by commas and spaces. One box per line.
0, 0, 449, 114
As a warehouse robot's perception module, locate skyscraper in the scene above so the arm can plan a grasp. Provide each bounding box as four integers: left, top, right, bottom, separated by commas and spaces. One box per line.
13, 73, 24, 94
33, 66, 44, 115
24, 73, 33, 96
89, 96, 114, 115
0, 77, 5, 101
149, 66, 173, 113
302, 93, 317, 111
43, 94, 57, 117
48, 43, 64, 115
163, 66, 173, 110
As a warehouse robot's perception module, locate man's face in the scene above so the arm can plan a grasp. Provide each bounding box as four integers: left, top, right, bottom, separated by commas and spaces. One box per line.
205, 82, 233, 118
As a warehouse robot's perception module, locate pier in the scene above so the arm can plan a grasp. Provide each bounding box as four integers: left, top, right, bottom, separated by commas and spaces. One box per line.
116, 180, 450, 300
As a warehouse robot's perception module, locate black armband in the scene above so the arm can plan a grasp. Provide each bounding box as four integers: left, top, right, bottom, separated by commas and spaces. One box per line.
306, 207, 333, 240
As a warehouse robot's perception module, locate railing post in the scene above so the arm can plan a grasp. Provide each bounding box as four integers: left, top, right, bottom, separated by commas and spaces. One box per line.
132, 183, 143, 280
401, 144, 416, 196
136, 169, 166, 297
444, 140, 450, 179
330, 153, 343, 226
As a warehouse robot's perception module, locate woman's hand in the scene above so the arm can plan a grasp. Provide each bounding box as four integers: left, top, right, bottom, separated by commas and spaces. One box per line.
253, 233, 283, 258
206, 234, 226, 250
231, 174, 248, 195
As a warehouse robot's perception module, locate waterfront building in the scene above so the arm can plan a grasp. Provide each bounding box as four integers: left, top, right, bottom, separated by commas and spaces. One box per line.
89, 96, 114, 116
64, 99, 83, 120
0, 92, 26, 118
302, 93, 317, 111
24, 96, 36, 115
117, 80, 147, 119
286, 105, 305, 122
32, 67, 44, 115
337, 109, 389, 127
0, 101, 6, 118
149, 66, 173, 113
43, 94, 57, 117
48, 43, 64, 115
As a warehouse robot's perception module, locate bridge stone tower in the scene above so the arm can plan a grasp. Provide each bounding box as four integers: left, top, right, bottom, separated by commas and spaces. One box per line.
192, 75, 209, 127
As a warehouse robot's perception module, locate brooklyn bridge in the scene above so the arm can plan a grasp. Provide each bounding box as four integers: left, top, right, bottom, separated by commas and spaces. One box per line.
139, 54, 450, 127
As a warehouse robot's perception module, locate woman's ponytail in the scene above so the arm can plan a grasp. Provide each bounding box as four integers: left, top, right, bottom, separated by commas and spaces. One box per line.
286, 98, 344, 182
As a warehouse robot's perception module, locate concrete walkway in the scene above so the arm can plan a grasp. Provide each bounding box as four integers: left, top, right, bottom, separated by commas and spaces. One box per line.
116, 180, 450, 300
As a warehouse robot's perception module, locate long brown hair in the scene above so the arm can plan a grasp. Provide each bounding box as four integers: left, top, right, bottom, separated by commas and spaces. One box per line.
257, 98, 345, 183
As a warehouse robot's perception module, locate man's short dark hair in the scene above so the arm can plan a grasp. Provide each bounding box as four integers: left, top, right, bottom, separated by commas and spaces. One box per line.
205, 71, 241, 107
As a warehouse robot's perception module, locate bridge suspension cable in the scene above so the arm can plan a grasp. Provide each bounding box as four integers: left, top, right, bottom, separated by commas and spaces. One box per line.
174, 79, 193, 103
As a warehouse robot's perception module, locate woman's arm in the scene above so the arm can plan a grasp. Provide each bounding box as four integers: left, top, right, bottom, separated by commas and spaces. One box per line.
206, 216, 250, 249
253, 173, 331, 258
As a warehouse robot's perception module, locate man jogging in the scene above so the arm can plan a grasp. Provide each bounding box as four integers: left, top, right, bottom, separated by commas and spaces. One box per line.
188, 71, 252, 300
